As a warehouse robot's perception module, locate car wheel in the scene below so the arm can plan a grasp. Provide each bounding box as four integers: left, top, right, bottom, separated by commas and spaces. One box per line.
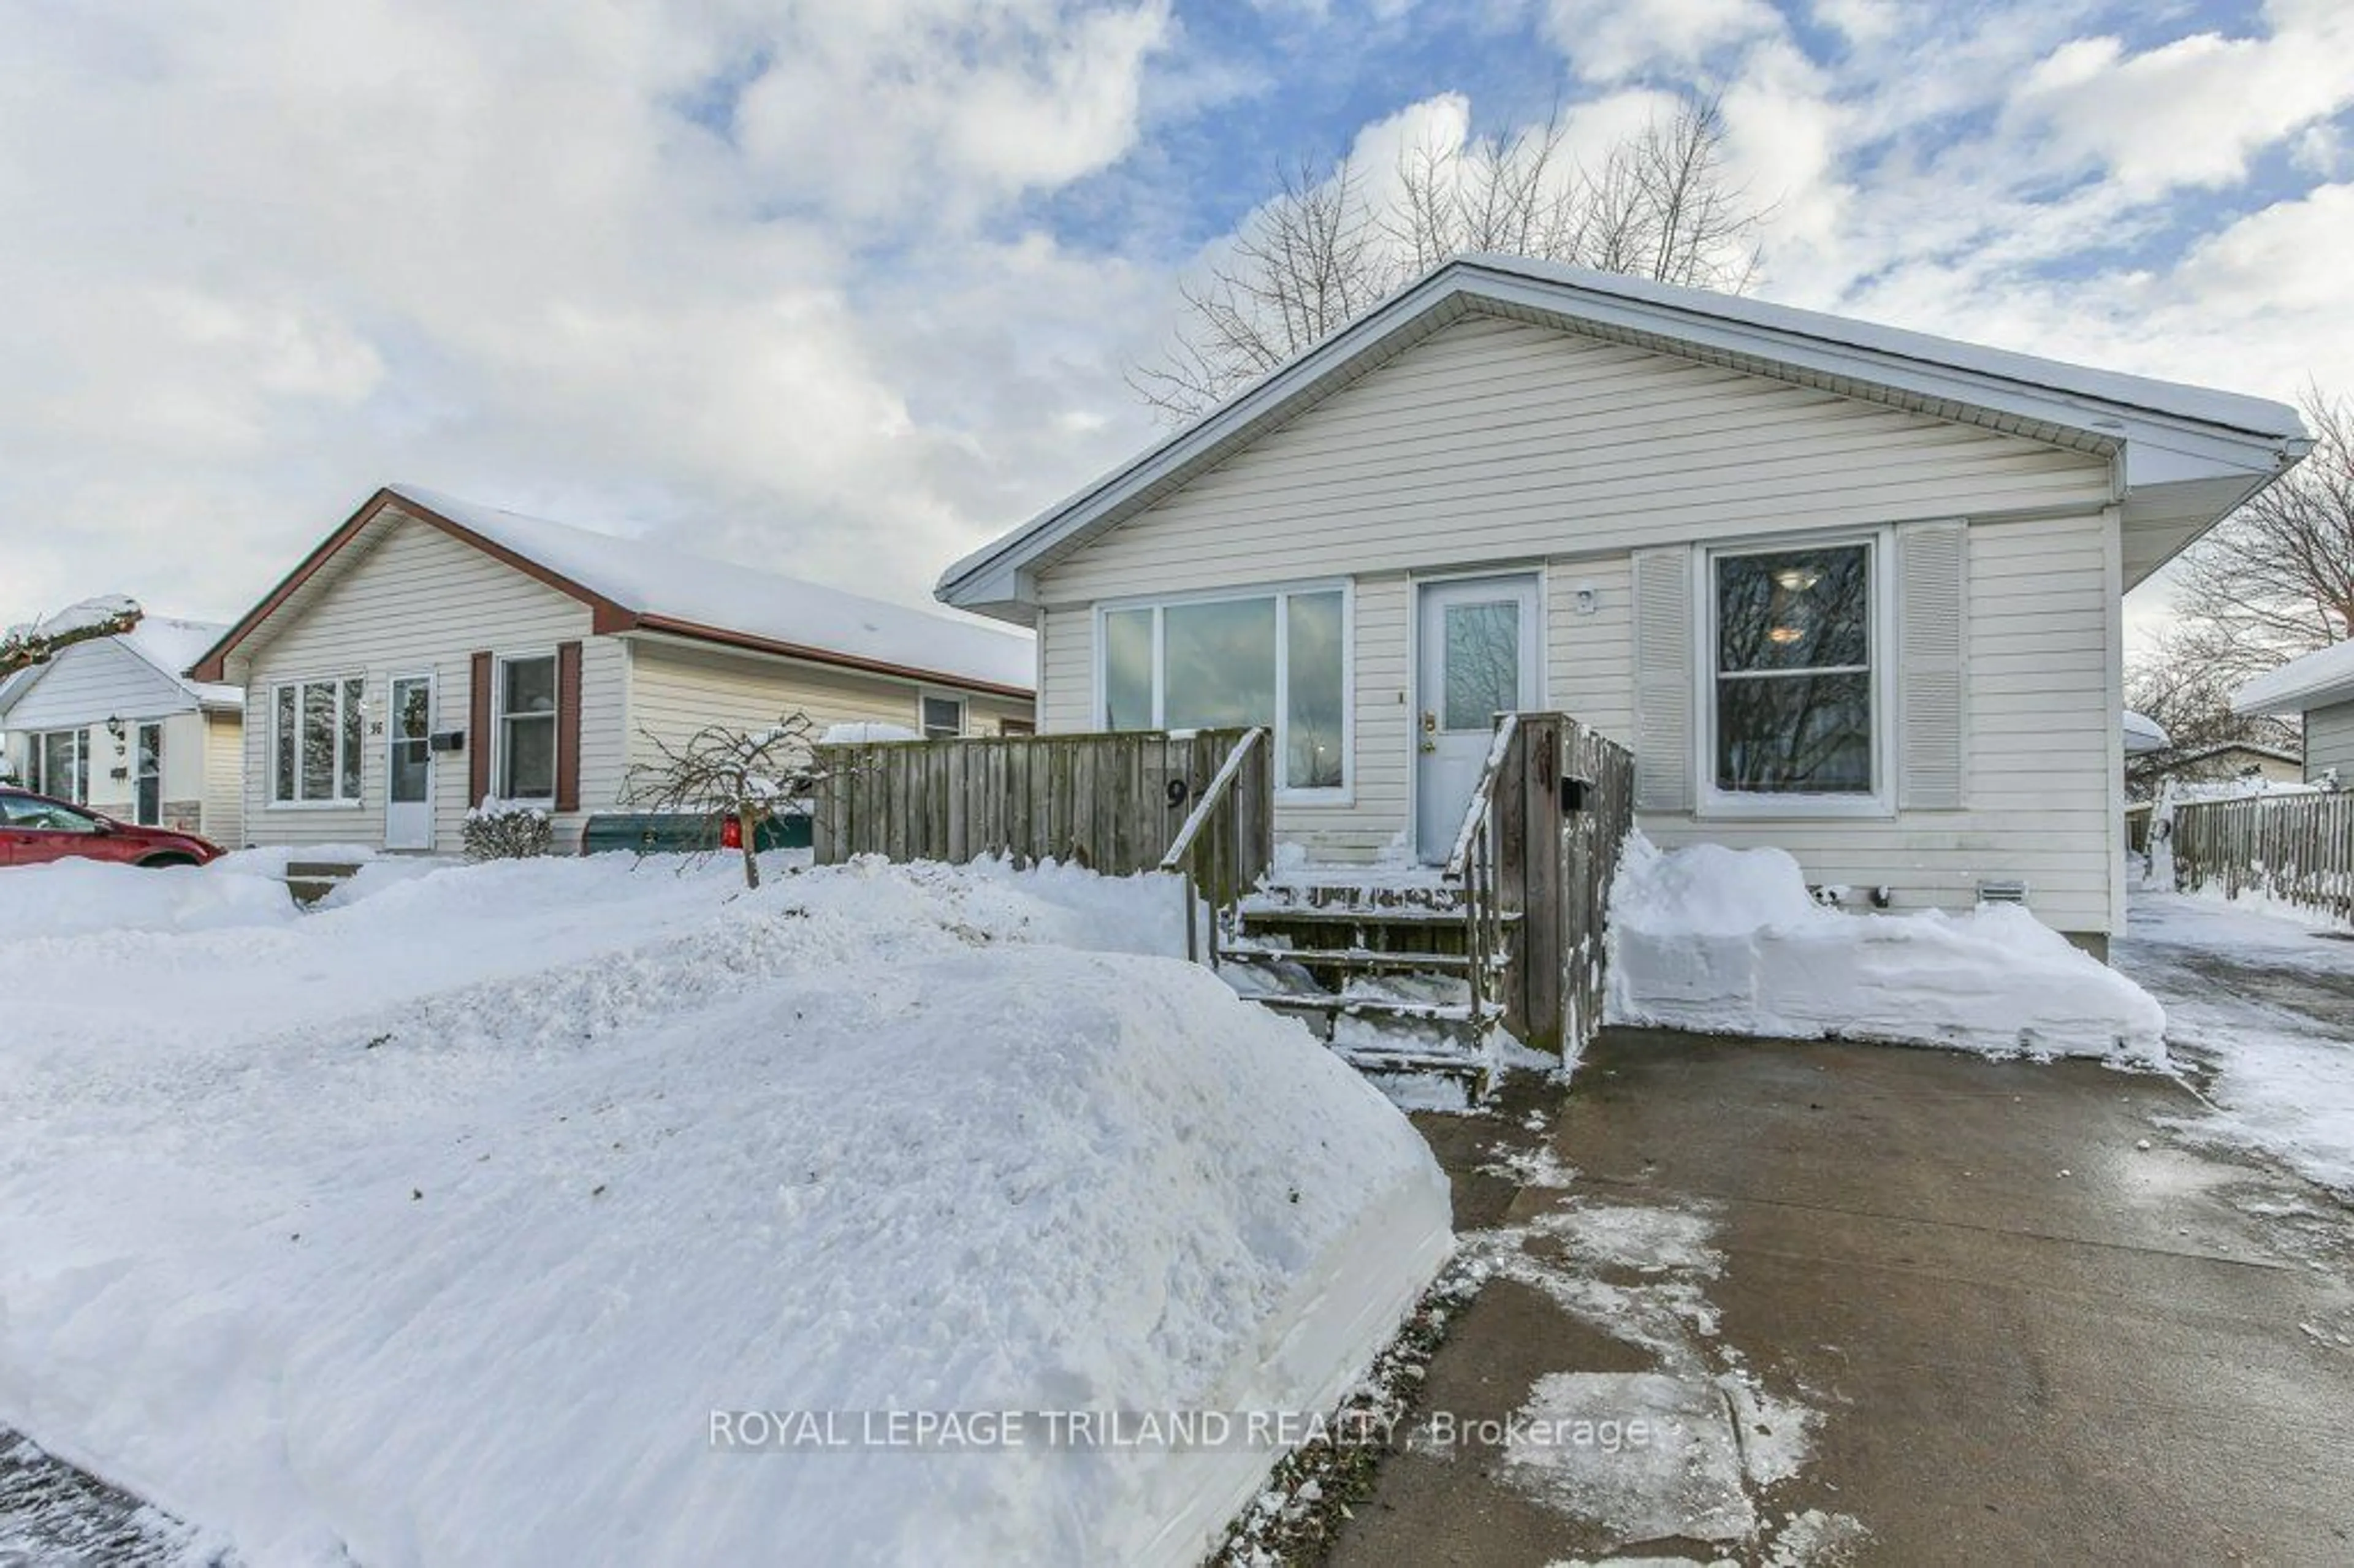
138, 853, 199, 869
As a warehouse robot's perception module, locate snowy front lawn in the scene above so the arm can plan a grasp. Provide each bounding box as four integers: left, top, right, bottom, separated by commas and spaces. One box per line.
0, 854, 1450, 1566
1606, 837, 2166, 1061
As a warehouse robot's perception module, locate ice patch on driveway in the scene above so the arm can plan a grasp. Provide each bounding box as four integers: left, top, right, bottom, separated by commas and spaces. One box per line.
1454, 1186, 1859, 1560
1500, 1372, 1752, 1545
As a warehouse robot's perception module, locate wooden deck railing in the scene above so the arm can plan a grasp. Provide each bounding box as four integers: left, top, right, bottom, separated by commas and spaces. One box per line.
1158, 727, 1273, 965
2169, 790, 2354, 924
1449, 712, 1638, 1052
812, 727, 1273, 885
1444, 715, 1521, 1035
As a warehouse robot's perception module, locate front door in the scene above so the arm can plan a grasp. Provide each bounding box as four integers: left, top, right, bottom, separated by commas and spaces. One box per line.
385, 674, 434, 851
1415, 574, 1542, 862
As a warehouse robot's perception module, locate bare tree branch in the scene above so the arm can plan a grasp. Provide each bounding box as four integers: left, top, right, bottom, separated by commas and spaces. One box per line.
620, 712, 823, 890
1, 596, 143, 680
1132, 93, 1767, 420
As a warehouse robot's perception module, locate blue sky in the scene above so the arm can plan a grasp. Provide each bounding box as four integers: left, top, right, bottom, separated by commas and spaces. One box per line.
2, 0, 2351, 651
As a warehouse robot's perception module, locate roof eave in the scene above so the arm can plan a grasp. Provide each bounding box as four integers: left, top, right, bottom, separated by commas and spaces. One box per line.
940, 257, 2310, 611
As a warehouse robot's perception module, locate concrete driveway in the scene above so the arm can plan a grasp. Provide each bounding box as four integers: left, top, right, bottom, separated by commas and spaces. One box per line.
1333, 1032, 2354, 1566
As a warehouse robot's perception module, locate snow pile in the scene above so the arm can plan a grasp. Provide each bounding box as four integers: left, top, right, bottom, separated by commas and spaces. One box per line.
0, 858, 299, 937
818, 720, 921, 744
0, 853, 1449, 1567
1606, 837, 2166, 1061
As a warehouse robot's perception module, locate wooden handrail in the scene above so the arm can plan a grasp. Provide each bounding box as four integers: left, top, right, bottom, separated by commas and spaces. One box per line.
1160, 726, 1268, 873
1443, 714, 1520, 882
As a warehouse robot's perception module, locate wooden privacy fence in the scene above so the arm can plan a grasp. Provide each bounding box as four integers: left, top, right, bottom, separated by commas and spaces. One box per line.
1463, 712, 1637, 1051
810, 728, 1273, 899
2169, 791, 2354, 924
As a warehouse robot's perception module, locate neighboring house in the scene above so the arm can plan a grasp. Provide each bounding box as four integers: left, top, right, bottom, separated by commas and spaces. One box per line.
2234, 641, 2354, 784
939, 254, 2310, 954
191, 485, 1035, 856
2156, 741, 2307, 788
0, 617, 244, 842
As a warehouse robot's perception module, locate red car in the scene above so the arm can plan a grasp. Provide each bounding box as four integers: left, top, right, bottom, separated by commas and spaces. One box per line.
0, 786, 223, 869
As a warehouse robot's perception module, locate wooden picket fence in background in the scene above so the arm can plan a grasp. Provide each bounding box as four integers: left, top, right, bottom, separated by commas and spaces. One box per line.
2169, 791, 2354, 924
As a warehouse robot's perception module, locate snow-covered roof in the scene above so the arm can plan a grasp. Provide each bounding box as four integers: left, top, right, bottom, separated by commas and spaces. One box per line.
939, 254, 2311, 620
2122, 710, 2171, 755
122, 617, 243, 710
2233, 641, 2354, 717
0, 612, 240, 721
195, 487, 1034, 696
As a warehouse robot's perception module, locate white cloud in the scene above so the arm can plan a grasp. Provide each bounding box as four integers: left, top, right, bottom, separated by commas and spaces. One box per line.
1541, 0, 1785, 82
0, 0, 1175, 622
2008, 0, 2354, 196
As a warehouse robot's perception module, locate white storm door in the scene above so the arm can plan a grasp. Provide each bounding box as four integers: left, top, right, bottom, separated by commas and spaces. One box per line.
1414, 574, 1542, 863
385, 674, 435, 851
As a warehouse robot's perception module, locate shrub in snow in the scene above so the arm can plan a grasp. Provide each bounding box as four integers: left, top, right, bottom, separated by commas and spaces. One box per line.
623, 711, 820, 889
463, 800, 553, 861
1604, 835, 2166, 1061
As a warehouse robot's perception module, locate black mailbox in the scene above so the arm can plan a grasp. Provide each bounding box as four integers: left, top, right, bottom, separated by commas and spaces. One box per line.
429, 729, 467, 753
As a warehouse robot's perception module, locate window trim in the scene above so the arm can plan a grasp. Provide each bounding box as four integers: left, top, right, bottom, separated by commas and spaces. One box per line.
918, 690, 969, 740
1092, 579, 1354, 804
135, 721, 163, 827
492, 650, 560, 808
265, 674, 367, 810
1694, 529, 1896, 821
27, 728, 88, 804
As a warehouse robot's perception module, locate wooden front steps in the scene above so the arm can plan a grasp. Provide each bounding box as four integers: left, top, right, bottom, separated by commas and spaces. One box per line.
1221, 878, 1510, 1098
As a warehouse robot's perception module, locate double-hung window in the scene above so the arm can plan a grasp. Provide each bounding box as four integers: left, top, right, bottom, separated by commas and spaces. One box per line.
1708, 539, 1878, 803
270, 676, 365, 805
30, 730, 87, 803
1101, 585, 1349, 795
920, 694, 966, 740
497, 655, 558, 802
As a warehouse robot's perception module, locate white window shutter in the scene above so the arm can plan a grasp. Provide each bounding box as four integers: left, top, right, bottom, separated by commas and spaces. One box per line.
1897, 520, 1968, 810
1632, 546, 1694, 812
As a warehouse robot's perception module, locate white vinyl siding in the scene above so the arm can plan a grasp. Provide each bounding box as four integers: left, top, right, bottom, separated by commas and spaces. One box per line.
1029, 313, 2125, 932
623, 641, 1037, 774
2304, 701, 2354, 783
1037, 316, 2111, 601
232, 510, 622, 854
202, 709, 245, 846
1642, 512, 2123, 934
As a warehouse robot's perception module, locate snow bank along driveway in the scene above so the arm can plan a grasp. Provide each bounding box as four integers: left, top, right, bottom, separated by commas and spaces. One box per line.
0, 854, 1451, 1566
1607, 837, 2166, 1062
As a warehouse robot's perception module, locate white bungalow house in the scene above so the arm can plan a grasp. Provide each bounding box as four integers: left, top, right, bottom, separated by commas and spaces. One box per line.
939, 255, 2310, 954
0, 617, 245, 842
2233, 641, 2354, 785
191, 485, 1035, 856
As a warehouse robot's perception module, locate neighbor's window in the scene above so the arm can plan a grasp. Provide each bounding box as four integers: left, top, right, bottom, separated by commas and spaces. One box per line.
270, 676, 365, 804
1712, 542, 1874, 796
32, 729, 87, 803
498, 655, 558, 801
920, 694, 966, 739
1102, 587, 1347, 793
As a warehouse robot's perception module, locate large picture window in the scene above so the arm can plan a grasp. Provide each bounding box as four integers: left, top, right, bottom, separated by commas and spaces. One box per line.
270, 676, 365, 804
1102, 586, 1347, 793
1712, 542, 1875, 797
498, 655, 558, 802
